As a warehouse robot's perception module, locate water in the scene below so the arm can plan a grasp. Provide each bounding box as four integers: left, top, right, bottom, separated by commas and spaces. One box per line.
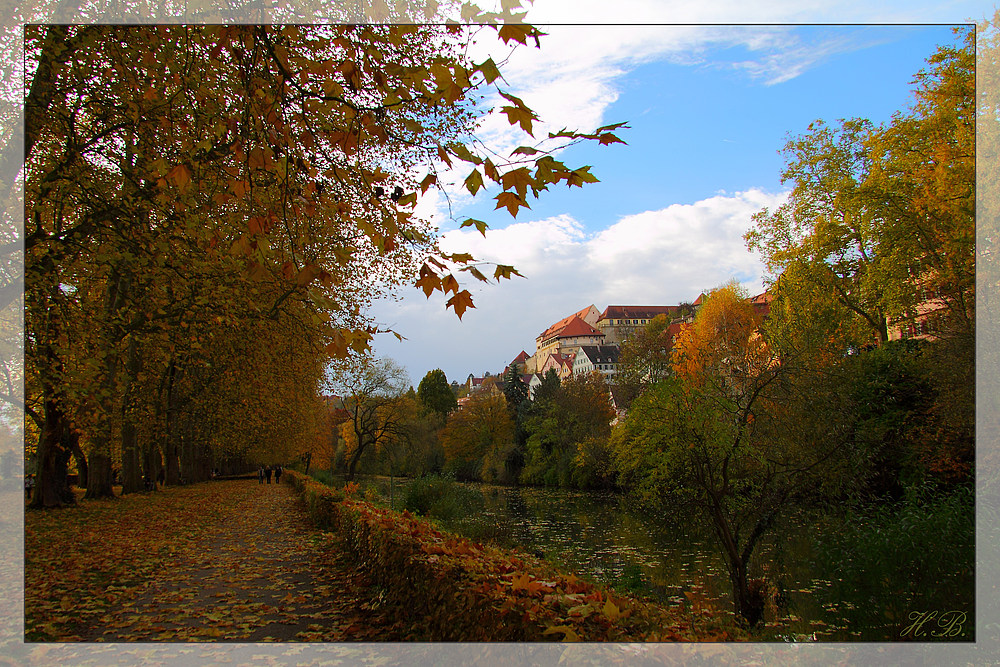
371, 478, 855, 641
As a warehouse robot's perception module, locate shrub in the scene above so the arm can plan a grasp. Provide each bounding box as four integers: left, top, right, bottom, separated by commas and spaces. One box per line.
402, 474, 481, 520
810, 484, 974, 640
285, 471, 741, 641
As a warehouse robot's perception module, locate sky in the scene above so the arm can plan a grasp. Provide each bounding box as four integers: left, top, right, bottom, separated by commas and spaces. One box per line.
367, 4, 987, 387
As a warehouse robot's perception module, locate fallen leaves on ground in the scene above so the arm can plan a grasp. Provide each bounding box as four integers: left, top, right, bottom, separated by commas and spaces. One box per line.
25, 480, 401, 642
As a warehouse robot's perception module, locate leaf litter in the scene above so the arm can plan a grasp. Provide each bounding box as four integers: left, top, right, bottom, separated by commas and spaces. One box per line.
25, 480, 403, 642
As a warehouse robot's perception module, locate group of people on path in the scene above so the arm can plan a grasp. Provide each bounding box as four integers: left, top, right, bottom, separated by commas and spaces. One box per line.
257, 465, 282, 485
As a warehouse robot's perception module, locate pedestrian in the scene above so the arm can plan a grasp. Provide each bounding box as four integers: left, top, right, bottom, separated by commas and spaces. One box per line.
258, 466, 264, 484
265, 466, 272, 484
24, 473, 34, 500
274, 465, 282, 484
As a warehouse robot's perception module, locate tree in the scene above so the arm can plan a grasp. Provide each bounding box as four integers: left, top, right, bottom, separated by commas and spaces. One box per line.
329, 356, 411, 481
616, 314, 678, 410
439, 391, 514, 482
745, 30, 974, 350
866, 29, 975, 343
17, 19, 625, 505
417, 368, 457, 419
611, 283, 857, 627
745, 118, 899, 347
501, 364, 530, 416
521, 371, 615, 488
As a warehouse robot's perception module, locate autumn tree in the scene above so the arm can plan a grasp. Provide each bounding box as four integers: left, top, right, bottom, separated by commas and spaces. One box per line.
19, 19, 625, 506
329, 356, 411, 481
417, 368, 457, 419
521, 371, 615, 488
745, 30, 974, 351
611, 282, 861, 627
616, 314, 680, 410
439, 391, 514, 482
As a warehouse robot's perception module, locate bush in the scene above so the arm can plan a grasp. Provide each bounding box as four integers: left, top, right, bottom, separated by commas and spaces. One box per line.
402, 474, 481, 520
308, 469, 336, 487
810, 484, 974, 640
285, 467, 742, 641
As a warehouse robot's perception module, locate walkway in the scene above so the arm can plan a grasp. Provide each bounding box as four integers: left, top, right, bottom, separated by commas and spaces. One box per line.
25, 479, 402, 642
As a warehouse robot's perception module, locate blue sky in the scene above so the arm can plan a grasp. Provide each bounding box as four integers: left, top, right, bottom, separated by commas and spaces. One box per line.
368, 13, 982, 388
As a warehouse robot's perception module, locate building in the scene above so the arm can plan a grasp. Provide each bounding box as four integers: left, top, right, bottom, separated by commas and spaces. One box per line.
538, 350, 576, 380
887, 276, 950, 342
529, 306, 605, 371
595, 305, 689, 345
572, 345, 621, 381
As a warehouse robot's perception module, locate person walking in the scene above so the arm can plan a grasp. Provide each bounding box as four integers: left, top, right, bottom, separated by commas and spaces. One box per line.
265, 466, 272, 484
258, 466, 264, 484
274, 465, 282, 484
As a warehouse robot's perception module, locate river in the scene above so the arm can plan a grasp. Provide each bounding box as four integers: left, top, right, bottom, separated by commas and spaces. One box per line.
369, 477, 859, 641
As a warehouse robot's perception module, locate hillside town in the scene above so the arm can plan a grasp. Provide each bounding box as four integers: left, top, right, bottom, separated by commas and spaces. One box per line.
455, 292, 771, 410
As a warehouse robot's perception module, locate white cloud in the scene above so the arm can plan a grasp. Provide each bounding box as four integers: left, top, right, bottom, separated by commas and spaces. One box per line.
421, 22, 889, 232
370, 189, 787, 382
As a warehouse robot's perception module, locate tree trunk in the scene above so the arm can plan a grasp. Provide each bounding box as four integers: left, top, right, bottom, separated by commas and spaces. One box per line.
67, 432, 88, 489
346, 443, 366, 481
709, 502, 765, 628
727, 555, 764, 628
162, 361, 182, 486
29, 395, 74, 508
85, 448, 115, 499
120, 334, 143, 494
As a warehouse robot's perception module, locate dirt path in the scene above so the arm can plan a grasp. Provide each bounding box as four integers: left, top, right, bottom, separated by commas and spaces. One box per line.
26, 479, 403, 642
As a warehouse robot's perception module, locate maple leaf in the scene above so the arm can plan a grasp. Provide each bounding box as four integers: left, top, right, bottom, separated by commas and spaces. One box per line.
477, 57, 502, 84
602, 599, 623, 622
446, 290, 474, 319
442, 273, 460, 295
464, 168, 484, 196
597, 133, 626, 146
166, 164, 192, 190
495, 191, 529, 218
500, 167, 532, 200
493, 264, 523, 281
500, 105, 537, 136
419, 173, 437, 194
459, 218, 489, 237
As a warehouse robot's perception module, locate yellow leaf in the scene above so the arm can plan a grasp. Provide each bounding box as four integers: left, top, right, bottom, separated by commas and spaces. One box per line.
602, 599, 622, 622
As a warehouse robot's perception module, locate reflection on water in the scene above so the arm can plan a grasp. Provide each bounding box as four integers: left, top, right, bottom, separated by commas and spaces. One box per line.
401, 482, 856, 641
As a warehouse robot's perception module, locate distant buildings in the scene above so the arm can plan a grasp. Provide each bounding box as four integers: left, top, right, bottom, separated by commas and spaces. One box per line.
459, 291, 770, 410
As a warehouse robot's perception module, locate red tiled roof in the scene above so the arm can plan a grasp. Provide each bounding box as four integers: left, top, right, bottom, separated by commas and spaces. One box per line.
512, 350, 530, 364
556, 316, 604, 339
538, 306, 597, 340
